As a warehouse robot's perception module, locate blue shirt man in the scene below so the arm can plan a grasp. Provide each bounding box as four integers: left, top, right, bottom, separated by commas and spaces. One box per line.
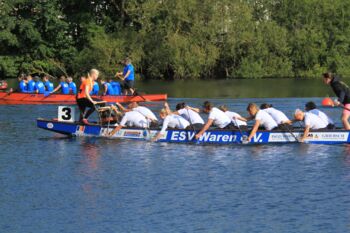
52, 76, 70, 94
35, 80, 45, 94
90, 81, 99, 95
101, 80, 115, 95
67, 77, 77, 94
123, 63, 135, 81
110, 81, 121, 95
19, 79, 28, 92
27, 76, 36, 93
43, 77, 54, 92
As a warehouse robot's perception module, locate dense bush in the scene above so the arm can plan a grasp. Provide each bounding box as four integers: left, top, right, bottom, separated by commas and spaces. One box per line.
1, 0, 350, 79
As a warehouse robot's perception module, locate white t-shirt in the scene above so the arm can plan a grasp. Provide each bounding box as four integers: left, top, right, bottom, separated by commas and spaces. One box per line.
132, 106, 158, 121
120, 111, 148, 128
224, 111, 247, 126
263, 107, 289, 124
309, 109, 333, 125
255, 110, 278, 130
208, 107, 231, 128
177, 108, 204, 124
304, 112, 328, 129
160, 114, 190, 134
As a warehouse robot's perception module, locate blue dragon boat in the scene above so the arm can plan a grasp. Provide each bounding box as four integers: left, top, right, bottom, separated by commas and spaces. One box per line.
37, 118, 350, 145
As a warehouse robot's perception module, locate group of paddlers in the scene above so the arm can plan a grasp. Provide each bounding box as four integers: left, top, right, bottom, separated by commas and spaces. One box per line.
76, 70, 350, 143
15, 57, 135, 96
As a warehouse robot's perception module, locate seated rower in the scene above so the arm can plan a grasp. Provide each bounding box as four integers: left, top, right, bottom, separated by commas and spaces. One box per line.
305, 101, 335, 129
27, 75, 36, 93
218, 105, 248, 130
108, 110, 148, 136
246, 103, 278, 142
18, 75, 28, 93
90, 80, 100, 96
195, 101, 234, 140
116, 102, 158, 127
260, 103, 292, 130
51, 76, 69, 94
294, 109, 328, 142
67, 76, 77, 95
166, 102, 204, 130
34, 76, 45, 94
43, 76, 54, 92
110, 80, 121, 95
101, 78, 115, 96
152, 107, 190, 141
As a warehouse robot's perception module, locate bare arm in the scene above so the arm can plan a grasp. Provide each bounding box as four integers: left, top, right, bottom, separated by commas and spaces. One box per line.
109, 125, 123, 136
247, 120, 260, 142
195, 119, 213, 139
186, 106, 200, 113
51, 84, 61, 93
301, 125, 310, 142
164, 102, 172, 114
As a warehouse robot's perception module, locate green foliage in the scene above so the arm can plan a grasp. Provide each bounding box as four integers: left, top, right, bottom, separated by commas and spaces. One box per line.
1, 0, 350, 79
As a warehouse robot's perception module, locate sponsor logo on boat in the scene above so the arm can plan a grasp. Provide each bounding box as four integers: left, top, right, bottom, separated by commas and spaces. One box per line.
268, 132, 301, 142
47, 123, 54, 129
75, 125, 85, 136
307, 132, 348, 141
170, 131, 238, 142
123, 130, 142, 137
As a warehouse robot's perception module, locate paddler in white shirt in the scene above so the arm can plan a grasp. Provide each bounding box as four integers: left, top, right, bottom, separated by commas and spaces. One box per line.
246, 103, 278, 142
166, 102, 205, 130
115, 102, 159, 127
195, 101, 234, 140
305, 101, 335, 129
294, 109, 328, 142
108, 110, 148, 136
260, 103, 292, 130
218, 105, 248, 130
152, 104, 190, 141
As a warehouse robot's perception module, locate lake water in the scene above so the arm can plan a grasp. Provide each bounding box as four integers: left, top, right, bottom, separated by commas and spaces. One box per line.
1, 94, 350, 232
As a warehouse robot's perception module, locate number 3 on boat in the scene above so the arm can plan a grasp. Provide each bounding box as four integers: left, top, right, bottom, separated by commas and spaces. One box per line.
58, 106, 75, 122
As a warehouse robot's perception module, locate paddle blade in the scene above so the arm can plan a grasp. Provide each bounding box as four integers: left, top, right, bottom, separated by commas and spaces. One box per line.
44, 91, 51, 97
322, 97, 334, 107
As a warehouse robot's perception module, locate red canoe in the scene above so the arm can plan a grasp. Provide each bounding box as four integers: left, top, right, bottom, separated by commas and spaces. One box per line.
0, 92, 167, 105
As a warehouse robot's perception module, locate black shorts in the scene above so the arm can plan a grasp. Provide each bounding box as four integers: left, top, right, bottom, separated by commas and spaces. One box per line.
76, 98, 94, 108
123, 80, 134, 89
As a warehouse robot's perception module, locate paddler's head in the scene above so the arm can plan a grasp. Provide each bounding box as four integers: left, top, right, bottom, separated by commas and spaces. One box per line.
176, 102, 186, 110
59, 75, 66, 82
260, 103, 272, 109
247, 103, 259, 116
26, 75, 32, 81
322, 72, 333, 85
294, 109, 305, 121
159, 108, 168, 119
305, 101, 317, 111
202, 101, 213, 113
128, 102, 138, 109
218, 105, 228, 112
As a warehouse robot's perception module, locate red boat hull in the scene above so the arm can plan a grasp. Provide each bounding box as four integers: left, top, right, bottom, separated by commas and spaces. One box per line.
0, 92, 167, 105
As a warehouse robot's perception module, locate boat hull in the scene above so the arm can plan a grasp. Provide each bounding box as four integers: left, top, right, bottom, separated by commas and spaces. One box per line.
37, 118, 350, 145
0, 92, 167, 105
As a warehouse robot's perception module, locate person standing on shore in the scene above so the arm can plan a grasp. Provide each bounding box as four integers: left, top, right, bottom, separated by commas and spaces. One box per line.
116, 57, 135, 95
322, 72, 350, 129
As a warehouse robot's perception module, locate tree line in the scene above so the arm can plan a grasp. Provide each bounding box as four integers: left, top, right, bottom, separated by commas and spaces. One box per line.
1, 0, 350, 80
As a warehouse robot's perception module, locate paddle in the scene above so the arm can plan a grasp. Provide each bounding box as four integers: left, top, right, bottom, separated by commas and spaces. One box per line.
233, 117, 248, 144
133, 89, 150, 102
